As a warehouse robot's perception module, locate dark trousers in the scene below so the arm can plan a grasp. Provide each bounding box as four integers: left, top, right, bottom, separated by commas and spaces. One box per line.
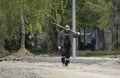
61, 47, 70, 66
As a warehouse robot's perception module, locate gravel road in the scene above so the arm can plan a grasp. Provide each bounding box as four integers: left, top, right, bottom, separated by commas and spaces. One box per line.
0, 56, 120, 78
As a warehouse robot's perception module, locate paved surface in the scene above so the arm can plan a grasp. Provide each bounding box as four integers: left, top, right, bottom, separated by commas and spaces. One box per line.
20, 56, 120, 65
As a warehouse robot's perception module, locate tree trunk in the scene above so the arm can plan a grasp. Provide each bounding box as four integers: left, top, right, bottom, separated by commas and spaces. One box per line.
20, 0, 25, 48
100, 30, 106, 49
78, 29, 81, 50
115, 25, 119, 49
49, 23, 58, 51
83, 27, 86, 44
96, 29, 106, 50
95, 29, 99, 50
112, 28, 116, 49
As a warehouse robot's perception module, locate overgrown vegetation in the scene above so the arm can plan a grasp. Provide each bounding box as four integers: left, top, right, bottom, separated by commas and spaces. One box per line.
77, 50, 120, 57
0, 0, 120, 56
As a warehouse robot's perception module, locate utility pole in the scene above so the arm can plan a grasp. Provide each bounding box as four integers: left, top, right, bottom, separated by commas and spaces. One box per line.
72, 0, 76, 59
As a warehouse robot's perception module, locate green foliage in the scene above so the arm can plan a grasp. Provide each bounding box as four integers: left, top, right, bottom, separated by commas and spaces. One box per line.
76, 0, 112, 30
0, 0, 19, 47
78, 51, 120, 57
0, 0, 120, 52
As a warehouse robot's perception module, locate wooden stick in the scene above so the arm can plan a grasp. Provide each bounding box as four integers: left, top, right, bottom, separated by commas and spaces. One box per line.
53, 23, 76, 33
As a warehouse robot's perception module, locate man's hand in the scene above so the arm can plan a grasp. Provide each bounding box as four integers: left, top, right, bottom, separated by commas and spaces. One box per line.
58, 46, 61, 50
76, 32, 80, 35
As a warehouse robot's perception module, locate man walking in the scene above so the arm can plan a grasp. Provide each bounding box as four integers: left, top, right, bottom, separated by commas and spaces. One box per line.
58, 25, 80, 66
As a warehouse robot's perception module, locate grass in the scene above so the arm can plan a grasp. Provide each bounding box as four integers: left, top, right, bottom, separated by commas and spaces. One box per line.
77, 50, 120, 57
28, 48, 60, 56
29, 48, 120, 57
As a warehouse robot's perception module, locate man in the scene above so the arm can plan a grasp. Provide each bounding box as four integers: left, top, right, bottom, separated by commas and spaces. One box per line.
58, 25, 80, 66
91, 37, 96, 51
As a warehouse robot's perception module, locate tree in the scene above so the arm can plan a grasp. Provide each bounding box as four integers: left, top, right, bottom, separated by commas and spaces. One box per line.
0, 7, 7, 56
19, 0, 25, 48
43, 0, 69, 51
108, 0, 120, 49
76, 0, 112, 49
0, 0, 20, 56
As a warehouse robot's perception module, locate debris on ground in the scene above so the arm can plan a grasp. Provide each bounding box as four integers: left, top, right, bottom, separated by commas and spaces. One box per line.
0, 48, 9, 58
1, 48, 33, 61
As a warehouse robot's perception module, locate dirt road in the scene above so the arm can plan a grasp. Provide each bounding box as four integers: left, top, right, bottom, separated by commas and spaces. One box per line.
0, 56, 120, 78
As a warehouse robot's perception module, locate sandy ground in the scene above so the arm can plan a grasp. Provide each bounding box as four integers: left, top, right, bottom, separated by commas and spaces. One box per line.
0, 56, 120, 78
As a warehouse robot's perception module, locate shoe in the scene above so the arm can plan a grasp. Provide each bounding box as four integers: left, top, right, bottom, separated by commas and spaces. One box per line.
65, 63, 68, 66
61, 58, 65, 64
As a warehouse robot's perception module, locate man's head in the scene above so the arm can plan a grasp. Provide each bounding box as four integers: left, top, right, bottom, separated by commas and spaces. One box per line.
64, 25, 70, 31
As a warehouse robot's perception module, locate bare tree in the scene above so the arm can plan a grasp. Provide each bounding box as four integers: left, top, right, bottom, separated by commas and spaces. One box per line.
19, 0, 25, 48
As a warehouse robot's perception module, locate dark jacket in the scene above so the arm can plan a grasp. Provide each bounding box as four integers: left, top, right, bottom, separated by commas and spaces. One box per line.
58, 30, 78, 47
91, 38, 96, 45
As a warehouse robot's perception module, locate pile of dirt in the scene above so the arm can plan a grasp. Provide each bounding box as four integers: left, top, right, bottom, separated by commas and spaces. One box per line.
13, 48, 33, 57
1, 48, 33, 61
0, 48, 9, 58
